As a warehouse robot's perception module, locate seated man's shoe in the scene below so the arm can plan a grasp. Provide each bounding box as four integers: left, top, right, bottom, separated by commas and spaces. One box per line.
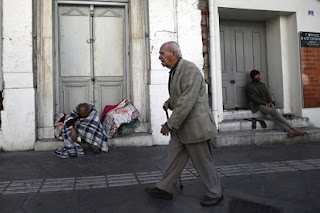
53, 147, 70, 159
92, 145, 101, 154
145, 187, 173, 200
200, 195, 224, 207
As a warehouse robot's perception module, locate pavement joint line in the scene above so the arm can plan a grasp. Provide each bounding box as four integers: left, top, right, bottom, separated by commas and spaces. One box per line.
75, 185, 106, 190
107, 173, 135, 178
136, 173, 162, 176
107, 176, 137, 181
43, 182, 75, 186
187, 168, 199, 177
41, 185, 74, 188
108, 179, 138, 184
302, 159, 320, 167
136, 171, 163, 175
76, 181, 107, 186
137, 176, 161, 180
133, 172, 141, 184
1, 158, 320, 195
139, 180, 159, 184
136, 173, 162, 177
76, 180, 106, 184
108, 182, 138, 187
76, 175, 105, 179
40, 187, 75, 192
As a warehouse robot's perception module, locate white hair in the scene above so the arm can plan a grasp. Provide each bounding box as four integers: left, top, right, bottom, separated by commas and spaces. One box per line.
165, 41, 182, 57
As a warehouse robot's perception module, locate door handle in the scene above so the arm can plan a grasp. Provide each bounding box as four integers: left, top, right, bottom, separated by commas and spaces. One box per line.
230, 80, 235, 84
91, 77, 95, 83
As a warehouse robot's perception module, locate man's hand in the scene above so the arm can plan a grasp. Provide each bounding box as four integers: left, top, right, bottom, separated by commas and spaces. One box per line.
265, 102, 274, 108
268, 102, 275, 108
160, 124, 171, 136
163, 102, 169, 111
70, 127, 77, 142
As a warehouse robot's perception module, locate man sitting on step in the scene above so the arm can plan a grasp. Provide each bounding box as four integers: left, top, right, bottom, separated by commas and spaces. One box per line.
53, 103, 108, 158
246, 69, 307, 138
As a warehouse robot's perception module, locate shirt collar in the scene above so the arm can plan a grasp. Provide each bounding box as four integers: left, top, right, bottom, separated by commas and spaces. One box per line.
169, 57, 182, 73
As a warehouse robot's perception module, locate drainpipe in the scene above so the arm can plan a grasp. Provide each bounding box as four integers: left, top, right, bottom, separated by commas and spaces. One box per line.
208, 0, 223, 124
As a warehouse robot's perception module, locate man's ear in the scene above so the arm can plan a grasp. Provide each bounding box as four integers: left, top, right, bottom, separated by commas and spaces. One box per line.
171, 51, 177, 58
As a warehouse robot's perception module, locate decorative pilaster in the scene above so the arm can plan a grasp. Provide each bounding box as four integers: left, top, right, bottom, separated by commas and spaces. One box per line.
37, 0, 54, 139
130, 0, 149, 126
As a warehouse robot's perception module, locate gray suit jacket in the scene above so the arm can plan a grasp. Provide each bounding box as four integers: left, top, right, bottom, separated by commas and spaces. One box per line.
166, 59, 217, 144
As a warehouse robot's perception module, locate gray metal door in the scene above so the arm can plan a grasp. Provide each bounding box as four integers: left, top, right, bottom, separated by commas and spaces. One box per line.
58, 4, 128, 115
220, 20, 268, 110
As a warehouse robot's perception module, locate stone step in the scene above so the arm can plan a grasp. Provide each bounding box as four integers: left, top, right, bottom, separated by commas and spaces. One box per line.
34, 133, 153, 151
223, 109, 284, 120
213, 127, 320, 148
218, 117, 312, 132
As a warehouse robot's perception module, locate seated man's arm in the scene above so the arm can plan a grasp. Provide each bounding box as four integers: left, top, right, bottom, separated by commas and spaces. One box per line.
261, 83, 273, 103
64, 110, 79, 142
70, 126, 77, 142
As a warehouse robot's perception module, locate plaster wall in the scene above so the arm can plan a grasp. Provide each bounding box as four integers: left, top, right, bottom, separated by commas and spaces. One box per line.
0, 0, 35, 151
148, 0, 202, 145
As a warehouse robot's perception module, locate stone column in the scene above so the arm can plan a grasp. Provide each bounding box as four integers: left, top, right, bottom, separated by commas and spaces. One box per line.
36, 0, 54, 139
1, 0, 36, 150
130, 0, 149, 130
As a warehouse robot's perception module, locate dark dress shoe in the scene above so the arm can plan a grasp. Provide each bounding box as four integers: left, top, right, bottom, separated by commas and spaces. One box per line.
91, 145, 101, 154
200, 195, 224, 207
145, 187, 173, 200
256, 118, 267, 128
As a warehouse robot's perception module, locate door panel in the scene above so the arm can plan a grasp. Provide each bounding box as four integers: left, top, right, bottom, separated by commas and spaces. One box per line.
94, 7, 125, 77
220, 20, 268, 110
235, 31, 246, 72
94, 80, 124, 114
253, 32, 263, 69
220, 26, 235, 109
62, 79, 92, 114
59, 7, 91, 77
236, 84, 248, 106
220, 31, 226, 72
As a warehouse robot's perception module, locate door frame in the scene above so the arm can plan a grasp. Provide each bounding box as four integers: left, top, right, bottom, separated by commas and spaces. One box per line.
54, 0, 130, 114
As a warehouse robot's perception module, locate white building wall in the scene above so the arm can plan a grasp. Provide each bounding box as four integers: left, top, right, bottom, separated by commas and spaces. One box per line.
0, 0, 35, 151
148, 0, 202, 145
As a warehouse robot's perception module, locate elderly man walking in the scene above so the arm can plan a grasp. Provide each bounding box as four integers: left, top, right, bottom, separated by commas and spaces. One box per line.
145, 41, 223, 207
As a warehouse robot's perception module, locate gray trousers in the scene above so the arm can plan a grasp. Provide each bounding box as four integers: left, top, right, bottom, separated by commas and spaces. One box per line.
156, 131, 222, 198
259, 105, 292, 131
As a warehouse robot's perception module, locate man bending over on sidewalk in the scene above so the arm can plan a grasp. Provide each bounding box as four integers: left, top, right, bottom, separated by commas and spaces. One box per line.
145, 41, 223, 207
246, 69, 307, 138
53, 103, 108, 158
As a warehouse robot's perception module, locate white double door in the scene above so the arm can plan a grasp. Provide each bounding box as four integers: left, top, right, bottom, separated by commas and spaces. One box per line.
57, 4, 128, 115
220, 20, 268, 110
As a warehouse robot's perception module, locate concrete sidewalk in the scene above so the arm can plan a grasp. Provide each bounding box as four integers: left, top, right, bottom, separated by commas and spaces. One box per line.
1, 142, 320, 212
